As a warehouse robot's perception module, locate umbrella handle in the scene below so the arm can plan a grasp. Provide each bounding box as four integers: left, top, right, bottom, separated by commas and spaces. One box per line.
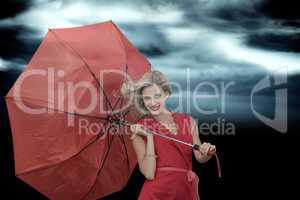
193, 144, 200, 150
193, 144, 222, 178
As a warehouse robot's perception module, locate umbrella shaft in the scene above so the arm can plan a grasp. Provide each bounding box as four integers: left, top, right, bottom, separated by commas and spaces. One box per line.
117, 119, 196, 149
151, 132, 193, 147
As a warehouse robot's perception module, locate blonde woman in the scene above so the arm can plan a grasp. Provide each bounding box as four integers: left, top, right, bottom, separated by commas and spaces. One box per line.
122, 70, 216, 200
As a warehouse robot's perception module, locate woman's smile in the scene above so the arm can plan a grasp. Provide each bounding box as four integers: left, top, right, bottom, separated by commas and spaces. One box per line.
149, 103, 160, 111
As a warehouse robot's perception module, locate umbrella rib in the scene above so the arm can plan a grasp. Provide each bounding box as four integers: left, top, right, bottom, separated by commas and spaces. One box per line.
97, 63, 132, 178
16, 117, 112, 176
47, 31, 129, 178
117, 114, 131, 174
6, 99, 121, 177
5, 96, 109, 121
117, 64, 131, 173
81, 64, 132, 199
80, 71, 135, 199
9, 23, 155, 199
45, 32, 136, 198
113, 96, 131, 174
9, 96, 183, 144
15, 97, 135, 179
49, 29, 114, 112
80, 130, 116, 200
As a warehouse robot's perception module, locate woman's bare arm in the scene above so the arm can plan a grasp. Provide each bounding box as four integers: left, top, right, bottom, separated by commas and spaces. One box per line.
131, 126, 156, 180
190, 116, 216, 163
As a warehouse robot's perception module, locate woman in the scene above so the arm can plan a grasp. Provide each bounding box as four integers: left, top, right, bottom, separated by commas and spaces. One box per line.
123, 70, 216, 200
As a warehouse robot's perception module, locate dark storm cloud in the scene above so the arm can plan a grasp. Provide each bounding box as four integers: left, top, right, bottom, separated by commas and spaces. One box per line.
163, 0, 263, 32
0, 0, 299, 74
258, 0, 300, 20
170, 0, 300, 55
117, 23, 172, 57
0, 0, 39, 70
185, 0, 300, 30
0, 0, 32, 19
246, 33, 300, 53
202, 0, 300, 54
0, 25, 40, 61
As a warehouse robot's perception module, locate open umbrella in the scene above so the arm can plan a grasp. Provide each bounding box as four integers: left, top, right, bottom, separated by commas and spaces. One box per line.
5, 21, 151, 199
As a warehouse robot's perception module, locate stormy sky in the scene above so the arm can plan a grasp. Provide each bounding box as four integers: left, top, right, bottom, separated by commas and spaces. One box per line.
1, 0, 299, 72
1, 0, 299, 122
2, 2, 299, 199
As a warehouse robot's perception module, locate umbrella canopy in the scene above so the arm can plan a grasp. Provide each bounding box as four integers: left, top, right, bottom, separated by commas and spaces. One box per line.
5, 20, 151, 199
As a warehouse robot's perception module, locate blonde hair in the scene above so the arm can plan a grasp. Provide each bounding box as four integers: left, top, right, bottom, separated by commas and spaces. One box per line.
134, 70, 172, 115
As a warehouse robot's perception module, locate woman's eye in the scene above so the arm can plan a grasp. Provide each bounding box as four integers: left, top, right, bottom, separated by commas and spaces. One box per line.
154, 93, 161, 98
143, 96, 151, 101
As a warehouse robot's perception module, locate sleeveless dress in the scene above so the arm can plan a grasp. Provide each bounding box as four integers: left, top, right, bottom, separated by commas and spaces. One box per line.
136, 112, 200, 200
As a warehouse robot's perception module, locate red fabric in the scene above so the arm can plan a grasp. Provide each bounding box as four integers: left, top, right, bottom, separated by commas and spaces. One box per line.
136, 112, 200, 200
5, 21, 150, 200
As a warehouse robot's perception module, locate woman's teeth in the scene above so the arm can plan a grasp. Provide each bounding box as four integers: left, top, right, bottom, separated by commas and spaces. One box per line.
150, 104, 160, 111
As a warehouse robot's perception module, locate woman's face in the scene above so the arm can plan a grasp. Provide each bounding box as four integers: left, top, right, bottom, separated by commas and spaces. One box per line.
141, 84, 169, 116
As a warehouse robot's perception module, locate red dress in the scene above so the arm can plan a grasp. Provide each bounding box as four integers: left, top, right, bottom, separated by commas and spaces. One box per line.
137, 112, 200, 200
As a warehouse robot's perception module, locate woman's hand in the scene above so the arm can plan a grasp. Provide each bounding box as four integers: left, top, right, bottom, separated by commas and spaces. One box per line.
130, 124, 151, 139
195, 142, 216, 163
199, 142, 216, 156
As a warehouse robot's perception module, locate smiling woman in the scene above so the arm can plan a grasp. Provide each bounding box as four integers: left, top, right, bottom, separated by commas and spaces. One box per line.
124, 70, 217, 200
134, 71, 172, 116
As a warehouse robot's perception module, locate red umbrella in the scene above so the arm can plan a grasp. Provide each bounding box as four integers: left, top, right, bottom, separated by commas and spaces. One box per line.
5, 21, 150, 199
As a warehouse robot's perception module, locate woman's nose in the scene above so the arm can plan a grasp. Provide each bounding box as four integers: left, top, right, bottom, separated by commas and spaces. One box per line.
151, 98, 158, 105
